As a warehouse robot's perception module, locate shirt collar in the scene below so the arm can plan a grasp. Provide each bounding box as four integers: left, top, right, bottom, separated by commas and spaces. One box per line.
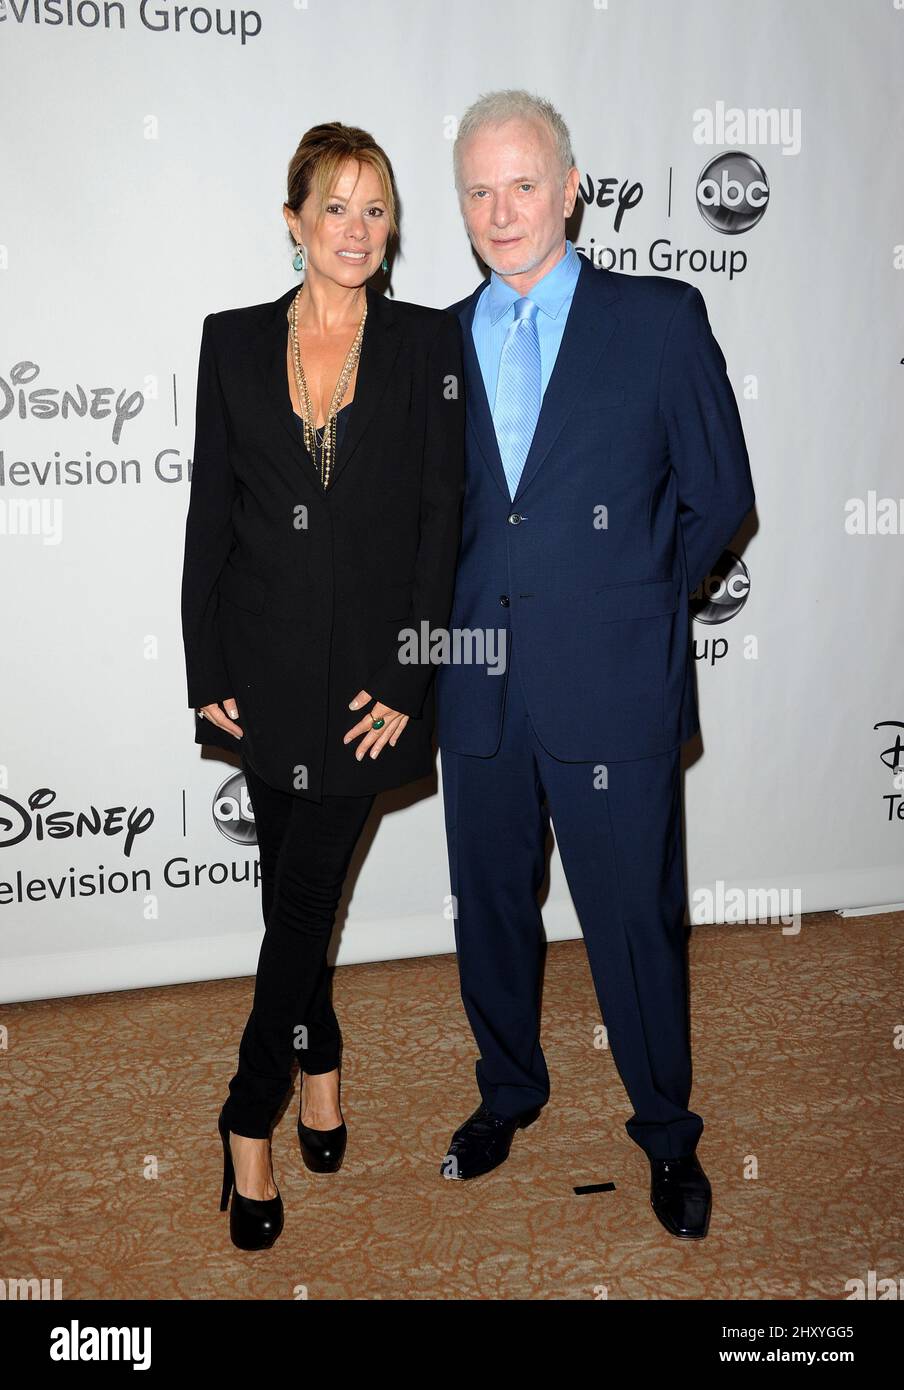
485, 239, 580, 324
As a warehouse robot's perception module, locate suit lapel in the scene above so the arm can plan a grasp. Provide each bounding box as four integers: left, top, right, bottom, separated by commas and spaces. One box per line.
458, 279, 510, 502
254, 280, 400, 495
457, 253, 621, 505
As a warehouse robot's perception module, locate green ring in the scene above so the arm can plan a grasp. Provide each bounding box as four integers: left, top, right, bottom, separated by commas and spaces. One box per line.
371, 716, 385, 731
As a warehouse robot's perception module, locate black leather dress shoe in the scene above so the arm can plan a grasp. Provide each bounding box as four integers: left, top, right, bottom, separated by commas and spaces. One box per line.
440, 1101, 541, 1180
297, 1117, 347, 1173
649, 1153, 712, 1238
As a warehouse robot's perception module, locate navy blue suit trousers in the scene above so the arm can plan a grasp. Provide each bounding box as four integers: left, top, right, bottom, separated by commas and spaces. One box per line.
440, 633, 704, 1161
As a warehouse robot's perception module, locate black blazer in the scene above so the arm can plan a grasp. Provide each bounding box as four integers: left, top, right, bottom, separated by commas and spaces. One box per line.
180, 281, 465, 800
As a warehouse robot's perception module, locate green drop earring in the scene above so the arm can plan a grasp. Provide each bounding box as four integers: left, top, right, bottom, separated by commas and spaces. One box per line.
381, 255, 389, 272
293, 242, 306, 272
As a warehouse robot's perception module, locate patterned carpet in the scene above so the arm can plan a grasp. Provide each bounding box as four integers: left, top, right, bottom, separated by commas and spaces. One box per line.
2, 910, 901, 1300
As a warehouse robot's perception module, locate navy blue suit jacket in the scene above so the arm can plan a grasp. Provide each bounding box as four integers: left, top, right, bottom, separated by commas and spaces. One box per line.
436, 252, 755, 761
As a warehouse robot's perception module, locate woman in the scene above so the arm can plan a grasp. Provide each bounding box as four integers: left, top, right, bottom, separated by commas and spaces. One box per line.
180, 122, 465, 1251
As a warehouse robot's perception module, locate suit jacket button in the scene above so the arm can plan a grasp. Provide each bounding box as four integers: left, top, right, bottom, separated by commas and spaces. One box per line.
499, 595, 510, 607
508, 513, 524, 525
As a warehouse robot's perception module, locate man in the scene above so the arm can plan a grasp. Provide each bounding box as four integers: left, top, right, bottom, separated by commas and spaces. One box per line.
436, 90, 755, 1239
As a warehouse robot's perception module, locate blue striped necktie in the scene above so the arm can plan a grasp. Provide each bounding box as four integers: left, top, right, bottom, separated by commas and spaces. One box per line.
492, 296, 541, 499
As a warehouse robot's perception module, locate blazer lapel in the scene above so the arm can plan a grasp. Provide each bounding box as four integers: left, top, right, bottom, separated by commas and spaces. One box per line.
329, 284, 400, 490
254, 280, 400, 495
255, 282, 314, 491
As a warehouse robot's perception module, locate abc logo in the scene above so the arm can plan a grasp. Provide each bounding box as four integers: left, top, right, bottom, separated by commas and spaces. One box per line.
696, 152, 769, 234
213, 770, 258, 845
690, 552, 751, 625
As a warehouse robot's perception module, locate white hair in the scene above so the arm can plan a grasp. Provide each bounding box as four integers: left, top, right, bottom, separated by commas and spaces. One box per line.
453, 89, 576, 194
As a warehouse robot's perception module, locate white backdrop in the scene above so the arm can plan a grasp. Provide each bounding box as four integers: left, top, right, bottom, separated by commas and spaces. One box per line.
1, 0, 902, 1003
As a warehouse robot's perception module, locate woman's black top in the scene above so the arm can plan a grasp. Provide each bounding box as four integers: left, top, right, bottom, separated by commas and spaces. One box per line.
296, 398, 352, 456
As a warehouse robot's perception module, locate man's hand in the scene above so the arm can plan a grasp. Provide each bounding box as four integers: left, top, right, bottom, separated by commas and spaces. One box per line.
198, 697, 243, 739
344, 689, 409, 760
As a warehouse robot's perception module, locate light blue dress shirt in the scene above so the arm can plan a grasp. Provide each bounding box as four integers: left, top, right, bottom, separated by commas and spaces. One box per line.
471, 239, 581, 413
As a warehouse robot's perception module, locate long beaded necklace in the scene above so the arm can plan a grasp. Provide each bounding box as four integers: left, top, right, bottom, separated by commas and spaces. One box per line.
288, 287, 366, 490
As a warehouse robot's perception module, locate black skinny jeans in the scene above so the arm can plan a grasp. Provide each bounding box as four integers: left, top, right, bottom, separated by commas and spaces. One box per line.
221, 755, 375, 1139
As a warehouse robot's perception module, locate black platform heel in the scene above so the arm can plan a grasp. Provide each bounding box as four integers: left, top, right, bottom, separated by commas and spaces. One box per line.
297, 1116, 347, 1173
218, 1107, 284, 1250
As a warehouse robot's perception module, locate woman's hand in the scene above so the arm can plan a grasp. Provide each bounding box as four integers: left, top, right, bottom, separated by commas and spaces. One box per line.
344, 689, 409, 760
198, 698, 243, 739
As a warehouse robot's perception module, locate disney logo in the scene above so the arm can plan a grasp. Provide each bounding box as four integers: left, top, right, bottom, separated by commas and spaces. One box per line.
0, 362, 144, 445
578, 174, 643, 232
874, 721, 904, 774
0, 787, 154, 858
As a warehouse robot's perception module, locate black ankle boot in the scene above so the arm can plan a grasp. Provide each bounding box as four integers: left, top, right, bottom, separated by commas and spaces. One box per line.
218, 1107, 284, 1250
